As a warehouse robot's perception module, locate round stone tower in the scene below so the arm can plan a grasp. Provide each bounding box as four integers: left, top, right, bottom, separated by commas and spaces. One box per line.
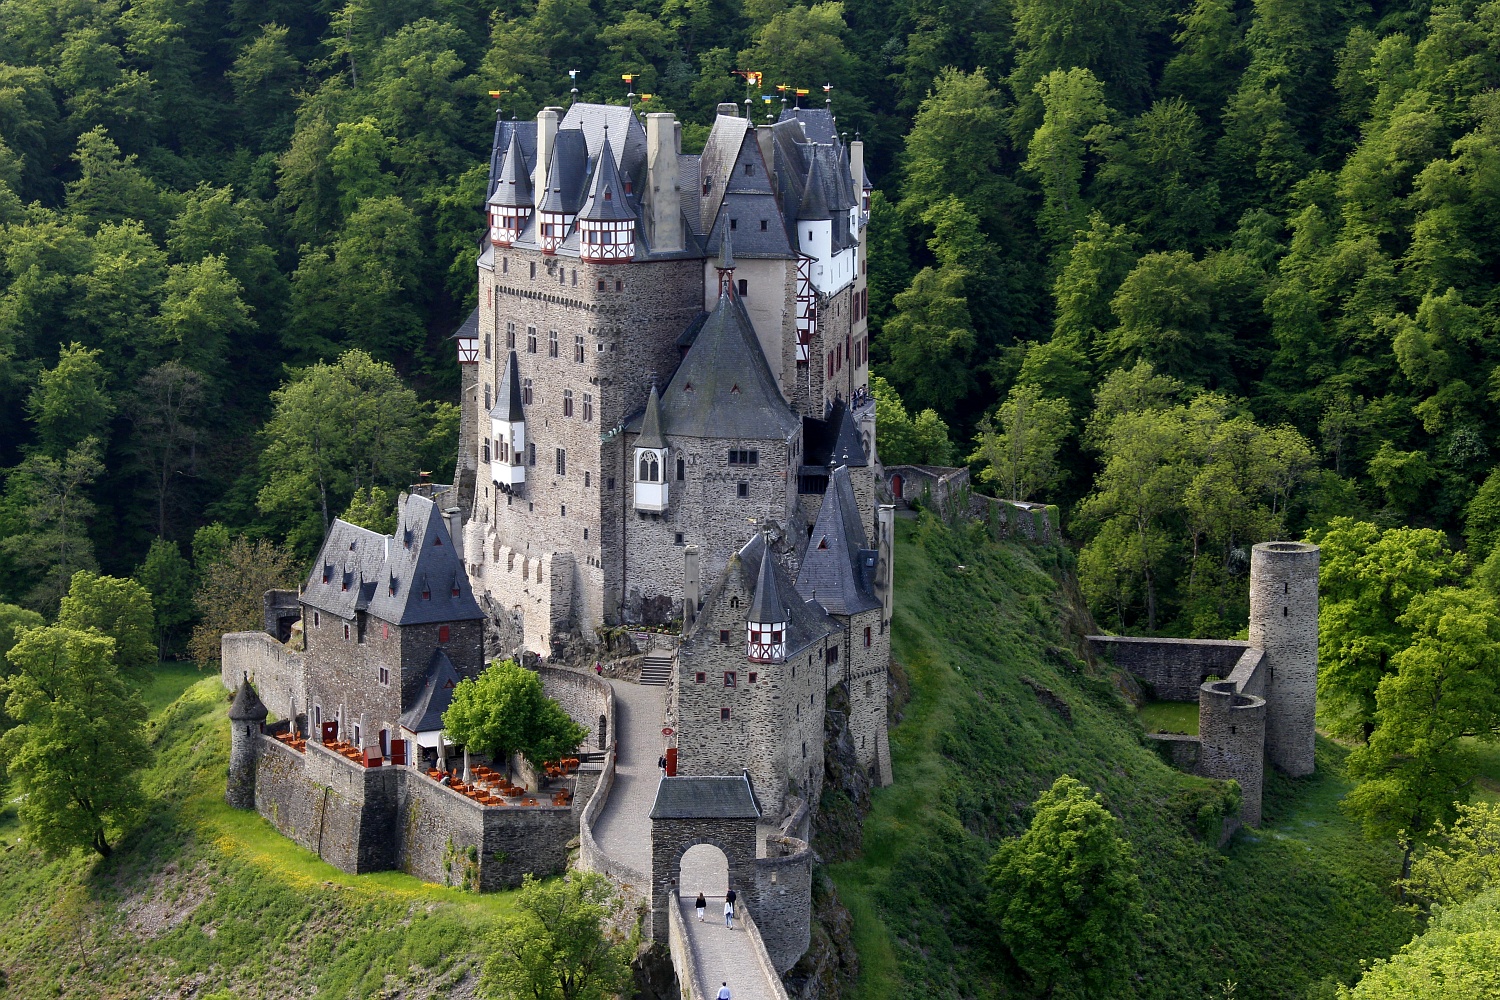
1197, 680, 1266, 826
1248, 541, 1319, 777
226, 674, 268, 809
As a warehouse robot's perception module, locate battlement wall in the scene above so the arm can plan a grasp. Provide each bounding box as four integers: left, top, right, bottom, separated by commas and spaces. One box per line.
222, 632, 305, 723
1088, 636, 1252, 701
755, 834, 814, 974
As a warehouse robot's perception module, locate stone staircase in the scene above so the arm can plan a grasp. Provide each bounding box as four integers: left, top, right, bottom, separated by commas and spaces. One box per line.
639, 654, 673, 687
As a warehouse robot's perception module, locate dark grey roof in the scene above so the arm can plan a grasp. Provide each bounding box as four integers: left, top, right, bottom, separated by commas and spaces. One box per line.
637, 384, 665, 449
748, 533, 790, 623
645, 291, 798, 441
229, 676, 268, 721
488, 129, 533, 208
826, 400, 868, 467
798, 153, 831, 220
778, 107, 839, 146
675, 311, 709, 349
734, 533, 836, 659
678, 153, 702, 233
448, 307, 479, 342
578, 137, 637, 222
492, 350, 524, 422
560, 103, 647, 181
796, 466, 880, 616
706, 193, 794, 259
487, 119, 536, 202
400, 649, 462, 733
718, 227, 735, 270
539, 130, 590, 214
649, 775, 761, 819
302, 494, 485, 625
696, 114, 751, 237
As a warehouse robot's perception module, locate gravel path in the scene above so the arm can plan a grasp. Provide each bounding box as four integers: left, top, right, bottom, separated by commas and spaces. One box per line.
590, 679, 667, 881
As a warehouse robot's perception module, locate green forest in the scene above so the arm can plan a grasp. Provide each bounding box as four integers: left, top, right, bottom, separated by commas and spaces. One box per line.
3, 0, 1500, 995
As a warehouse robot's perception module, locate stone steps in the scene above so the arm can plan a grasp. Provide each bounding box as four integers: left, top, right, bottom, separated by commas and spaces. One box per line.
639, 656, 673, 687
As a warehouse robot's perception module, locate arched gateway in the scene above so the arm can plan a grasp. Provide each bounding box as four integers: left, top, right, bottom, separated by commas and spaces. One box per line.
649, 775, 761, 940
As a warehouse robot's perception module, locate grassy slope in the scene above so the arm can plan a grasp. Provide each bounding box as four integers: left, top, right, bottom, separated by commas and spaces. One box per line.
830, 516, 1415, 1000
0, 669, 515, 999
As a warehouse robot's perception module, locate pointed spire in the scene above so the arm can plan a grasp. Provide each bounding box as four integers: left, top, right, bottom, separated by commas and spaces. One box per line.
719, 226, 735, 271
637, 383, 666, 450
494, 350, 524, 421
229, 674, 268, 722
579, 136, 636, 222
798, 153, 831, 220
491, 129, 532, 208
748, 538, 788, 624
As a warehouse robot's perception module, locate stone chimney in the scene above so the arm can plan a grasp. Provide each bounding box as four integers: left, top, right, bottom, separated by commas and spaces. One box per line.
444, 507, 465, 561
683, 544, 701, 631
645, 113, 683, 252
850, 139, 865, 199
534, 107, 561, 211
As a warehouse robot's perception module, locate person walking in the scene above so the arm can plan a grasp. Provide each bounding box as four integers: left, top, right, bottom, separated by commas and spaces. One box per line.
717, 983, 731, 1000
658, 754, 668, 776
695, 891, 706, 922
724, 897, 734, 929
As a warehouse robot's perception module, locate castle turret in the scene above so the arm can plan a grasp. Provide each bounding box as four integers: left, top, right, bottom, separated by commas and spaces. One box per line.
747, 542, 788, 663
1198, 680, 1267, 826
1249, 541, 1320, 777
491, 350, 526, 491
633, 385, 668, 512
488, 129, 532, 246
227, 674, 268, 810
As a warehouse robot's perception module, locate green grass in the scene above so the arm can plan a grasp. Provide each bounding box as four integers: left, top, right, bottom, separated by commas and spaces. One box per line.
0, 674, 519, 998
1465, 737, 1500, 805
828, 514, 1414, 1000
138, 659, 210, 716
1137, 700, 1201, 735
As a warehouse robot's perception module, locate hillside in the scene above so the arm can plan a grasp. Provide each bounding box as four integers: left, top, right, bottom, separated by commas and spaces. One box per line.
828, 515, 1416, 1000
0, 668, 513, 999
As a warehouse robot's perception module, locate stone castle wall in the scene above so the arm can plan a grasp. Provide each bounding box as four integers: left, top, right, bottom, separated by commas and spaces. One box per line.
1198, 681, 1267, 827
1088, 636, 1253, 701
843, 605, 892, 786
221, 632, 305, 723
754, 833, 814, 974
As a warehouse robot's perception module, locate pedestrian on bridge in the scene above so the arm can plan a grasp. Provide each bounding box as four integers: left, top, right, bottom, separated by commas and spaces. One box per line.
718, 983, 731, 999
696, 892, 706, 921
724, 898, 735, 929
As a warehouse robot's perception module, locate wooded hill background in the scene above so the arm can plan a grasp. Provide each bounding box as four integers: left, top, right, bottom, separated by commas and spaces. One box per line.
0, 0, 1496, 638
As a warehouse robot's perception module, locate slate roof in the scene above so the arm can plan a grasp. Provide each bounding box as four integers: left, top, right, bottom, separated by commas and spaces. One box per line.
488, 129, 533, 208
795, 466, 881, 616
733, 533, 836, 660
302, 494, 484, 625
539, 129, 590, 214
804, 400, 867, 468
747, 534, 791, 623
229, 676, 268, 721
635, 290, 798, 441
448, 307, 479, 342
486, 118, 536, 203
578, 136, 637, 222
797, 154, 831, 220
399, 649, 463, 733
560, 103, 647, 181
778, 107, 839, 146
637, 384, 666, 449
649, 774, 761, 819
492, 350, 524, 422
706, 193, 794, 258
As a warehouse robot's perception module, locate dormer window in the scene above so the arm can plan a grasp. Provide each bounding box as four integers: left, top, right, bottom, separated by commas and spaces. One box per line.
638, 452, 660, 482
604, 189, 612, 201
635, 444, 668, 512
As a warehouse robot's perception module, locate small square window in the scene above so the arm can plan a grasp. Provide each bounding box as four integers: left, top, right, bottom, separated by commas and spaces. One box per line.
719, 630, 730, 644
675, 532, 684, 545
730, 218, 737, 231
379, 665, 390, 686
615, 280, 623, 292
760, 219, 767, 230
598, 279, 607, 291
721, 707, 731, 721
737, 482, 749, 498
696, 672, 706, 683
439, 625, 450, 643
748, 672, 757, 684
738, 278, 748, 296
724, 671, 736, 688
549, 330, 559, 357
864, 626, 872, 647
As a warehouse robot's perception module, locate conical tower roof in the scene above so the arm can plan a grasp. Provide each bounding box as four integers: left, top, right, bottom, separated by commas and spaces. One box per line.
488, 129, 532, 208
493, 350, 524, 422
579, 136, 637, 222
637, 383, 665, 449
229, 675, 268, 722
797, 153, 831, 220
748, 539, 789, 623
717, 226, 735, 271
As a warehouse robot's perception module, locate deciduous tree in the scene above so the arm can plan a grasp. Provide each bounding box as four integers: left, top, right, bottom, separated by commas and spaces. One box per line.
480, 871, 633, 1000
443, 660, 587, 776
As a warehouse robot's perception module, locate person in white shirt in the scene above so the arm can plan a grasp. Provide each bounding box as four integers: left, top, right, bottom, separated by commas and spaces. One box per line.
717, 983, 731, 999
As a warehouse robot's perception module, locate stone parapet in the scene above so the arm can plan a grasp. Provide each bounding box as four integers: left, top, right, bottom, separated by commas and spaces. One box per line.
755, 835, 814, 974
221, 631, 305, 724
740, 903, 794, 999
1089, 635, 1253, 701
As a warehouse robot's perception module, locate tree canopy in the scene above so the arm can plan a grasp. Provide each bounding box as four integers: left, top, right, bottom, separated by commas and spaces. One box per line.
442, 660, 587, 774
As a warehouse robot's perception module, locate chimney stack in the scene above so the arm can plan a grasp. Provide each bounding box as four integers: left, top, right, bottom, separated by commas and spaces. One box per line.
850, 139, 865, 200
534, 107, 562, 211
876, 505, 894, 627
444, 508, 465, 561
683, 544, 701, 632
645, 113, 683, 253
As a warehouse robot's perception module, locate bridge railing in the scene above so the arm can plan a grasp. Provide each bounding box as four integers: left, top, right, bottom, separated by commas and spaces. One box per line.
668, 894, 708, 1000
739, 902, 792, 1000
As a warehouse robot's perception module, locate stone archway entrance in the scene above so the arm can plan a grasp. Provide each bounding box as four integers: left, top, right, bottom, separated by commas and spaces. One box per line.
648, 775, 761, 940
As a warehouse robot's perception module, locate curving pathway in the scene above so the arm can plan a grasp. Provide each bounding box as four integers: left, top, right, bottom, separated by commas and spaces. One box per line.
590, 679, 667, 884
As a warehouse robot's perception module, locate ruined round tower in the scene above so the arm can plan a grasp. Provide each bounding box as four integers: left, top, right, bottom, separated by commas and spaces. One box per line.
1249, 541, 1320, 777
226, 674, 268, 809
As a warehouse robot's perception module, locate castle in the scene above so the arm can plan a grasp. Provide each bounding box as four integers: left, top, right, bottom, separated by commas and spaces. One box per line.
221, 102, 895, 976
1089, 541, 1321, 828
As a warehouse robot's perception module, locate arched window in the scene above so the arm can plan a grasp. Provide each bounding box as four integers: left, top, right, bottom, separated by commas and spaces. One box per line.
638, 452, 659, 482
